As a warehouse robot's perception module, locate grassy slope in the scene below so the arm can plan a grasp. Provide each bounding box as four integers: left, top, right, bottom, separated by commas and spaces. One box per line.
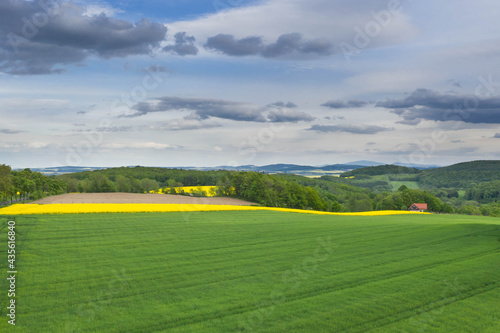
0, 212, 499, 332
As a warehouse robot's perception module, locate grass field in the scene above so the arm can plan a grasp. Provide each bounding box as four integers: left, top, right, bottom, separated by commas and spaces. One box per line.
1, 211, 499, 332
390, 181, 421, 190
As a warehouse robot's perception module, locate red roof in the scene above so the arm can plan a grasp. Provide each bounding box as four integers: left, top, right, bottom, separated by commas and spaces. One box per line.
410, 203, 427, 210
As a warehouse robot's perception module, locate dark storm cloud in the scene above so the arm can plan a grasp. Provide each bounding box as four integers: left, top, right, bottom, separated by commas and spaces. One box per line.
0, 1, 167, 75
321, 99, 368, 109
309, 124, 394, 134
204, 33, 334, 58
163, 32, 198, 56
128, 97, 314, 123
376, 89, 500, 124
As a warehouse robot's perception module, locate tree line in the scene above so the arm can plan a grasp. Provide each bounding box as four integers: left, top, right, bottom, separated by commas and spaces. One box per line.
2, 164, 497, 217
0, 165, 66, 204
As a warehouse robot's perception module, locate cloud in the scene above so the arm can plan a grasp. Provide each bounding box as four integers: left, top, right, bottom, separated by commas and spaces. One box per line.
268, 101, 298, 108
205, 34, 263, 56
101, 142, 179, 150
153, 119, 222, 131
83, 3, 123, 17
0, 1, 167, 75
265, 100, 314, 122
376, 88, 500, 124
321, 99, 368, 109
396, 118, 422, 126
0, 98, 69, 109
170, 0, 418, 59
130, 97, 268, 122
309, 124, 394, 134
144, 65, 169, 73
127, 97, 314, 123
262, 33, 333, 58
95, 126, 132, 132
267, 109, 315, 123
0, 129, 22, 134
0, 142, 49, 149
388, 144, 480, 156
204, 33, 334, 58
163, 32, 198, 56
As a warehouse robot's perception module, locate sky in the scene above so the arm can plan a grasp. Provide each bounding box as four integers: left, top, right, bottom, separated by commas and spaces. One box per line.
1, 0, 500, 169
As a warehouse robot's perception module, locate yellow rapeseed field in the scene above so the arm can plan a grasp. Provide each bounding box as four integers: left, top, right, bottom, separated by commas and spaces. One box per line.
150, 186, 218, 196
0, 203, 430, 216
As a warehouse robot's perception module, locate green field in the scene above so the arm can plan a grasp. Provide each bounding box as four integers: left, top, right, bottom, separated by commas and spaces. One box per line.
1, 212, 499, 332
390, 181, 421, 191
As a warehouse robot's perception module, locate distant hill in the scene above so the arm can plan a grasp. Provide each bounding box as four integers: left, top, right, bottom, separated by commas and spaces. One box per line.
419, 160, 500, 189
341, 165, 420, 177
21, 166, 108, 176
393, 162, 442, 169
346, 160, 385, 167
27, 161, 443, 177
338, 160, 500, 190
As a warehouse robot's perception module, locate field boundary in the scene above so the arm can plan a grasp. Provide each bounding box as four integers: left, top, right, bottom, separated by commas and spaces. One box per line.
0, 203, 430, 216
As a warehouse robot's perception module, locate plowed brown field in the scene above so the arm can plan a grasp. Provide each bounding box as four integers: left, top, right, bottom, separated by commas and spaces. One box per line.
30, 193, 256, 205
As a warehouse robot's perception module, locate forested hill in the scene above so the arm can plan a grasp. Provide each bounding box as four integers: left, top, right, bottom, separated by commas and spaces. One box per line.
341, 165, 420, 177
426, 160, 500, 172
419, 160, 500, 189
340, 160, 500, 189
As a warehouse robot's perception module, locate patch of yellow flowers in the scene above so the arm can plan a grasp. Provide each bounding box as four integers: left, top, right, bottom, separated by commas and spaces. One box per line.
150, 186, 218, 196
0, 203, 429, 216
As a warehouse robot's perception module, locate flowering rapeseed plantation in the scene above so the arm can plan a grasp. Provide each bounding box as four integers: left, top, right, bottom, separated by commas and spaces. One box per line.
0, 203, 429, 216
150, 186, 218, 196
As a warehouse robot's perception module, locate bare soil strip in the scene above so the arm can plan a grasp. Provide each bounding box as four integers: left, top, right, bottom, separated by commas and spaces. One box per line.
30, 193, 256, 206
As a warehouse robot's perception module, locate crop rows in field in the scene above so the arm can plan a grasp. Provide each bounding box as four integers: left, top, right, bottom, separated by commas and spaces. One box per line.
0, 212, 498, 332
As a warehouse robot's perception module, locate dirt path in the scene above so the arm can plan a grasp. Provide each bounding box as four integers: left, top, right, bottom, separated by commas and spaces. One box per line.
30, 193, 256, 206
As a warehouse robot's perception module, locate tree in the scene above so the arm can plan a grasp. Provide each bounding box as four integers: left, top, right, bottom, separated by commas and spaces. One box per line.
348, 193, 373, 212
116, 175, 131, 193
141, 178, 159, 193
89, 173, 116, 193
62, 177, 78, 193
0, 164, 13, 202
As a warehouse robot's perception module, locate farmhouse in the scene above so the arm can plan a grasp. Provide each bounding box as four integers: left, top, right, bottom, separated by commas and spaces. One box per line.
408, 203, 428, 212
